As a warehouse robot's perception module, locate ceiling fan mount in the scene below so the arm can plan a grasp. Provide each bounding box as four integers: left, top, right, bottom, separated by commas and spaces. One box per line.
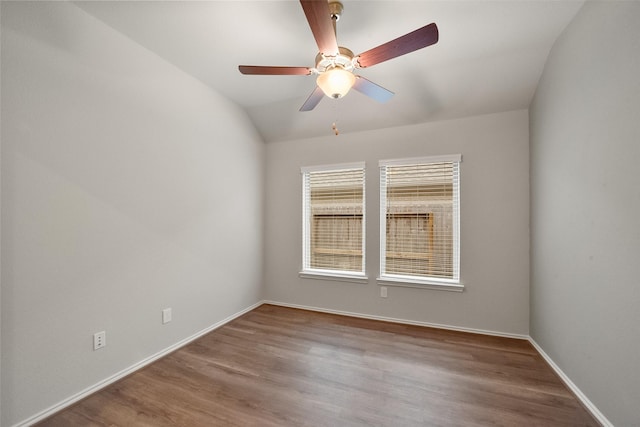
327, 0, 343, 21
239, 0, 439, 111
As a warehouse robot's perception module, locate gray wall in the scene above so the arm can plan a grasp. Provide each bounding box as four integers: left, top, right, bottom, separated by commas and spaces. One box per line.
7, 0, 638, 425
265, 110, 530, 336
0, 3, 3, 419
0, 3, 264, 425
530, 2, 640, 426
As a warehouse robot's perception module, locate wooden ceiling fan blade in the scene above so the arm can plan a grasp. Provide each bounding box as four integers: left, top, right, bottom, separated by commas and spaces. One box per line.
353, 76, 394, 103
356, 23, 439, 68
239, 65, 312, 75
300, 86, 325, 111
300, 0, 339, 56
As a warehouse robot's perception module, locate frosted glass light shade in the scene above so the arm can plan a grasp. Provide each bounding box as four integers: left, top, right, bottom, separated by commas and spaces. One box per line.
317, 68, 356, 99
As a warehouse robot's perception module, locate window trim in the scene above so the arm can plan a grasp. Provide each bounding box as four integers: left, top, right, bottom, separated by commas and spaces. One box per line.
376, 276, 464, 292
299, 270, 369, 284
378, 155, 462, 288
301, 162, 366, 279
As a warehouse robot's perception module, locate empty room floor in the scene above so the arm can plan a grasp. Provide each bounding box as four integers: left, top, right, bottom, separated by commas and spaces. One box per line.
37, 304, 598, 426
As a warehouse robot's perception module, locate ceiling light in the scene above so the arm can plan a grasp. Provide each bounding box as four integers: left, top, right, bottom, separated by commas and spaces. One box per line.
316, 67, 356, 99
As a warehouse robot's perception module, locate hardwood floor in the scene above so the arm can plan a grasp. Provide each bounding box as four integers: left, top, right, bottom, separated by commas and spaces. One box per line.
37, 304, 599, 426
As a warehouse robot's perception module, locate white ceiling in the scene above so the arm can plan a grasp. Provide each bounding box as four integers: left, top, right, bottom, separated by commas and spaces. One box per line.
75, 1, 583, 143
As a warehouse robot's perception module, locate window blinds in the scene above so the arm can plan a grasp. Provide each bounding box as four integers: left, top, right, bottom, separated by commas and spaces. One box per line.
380, 156, 460, 283
302, 164, 365, 274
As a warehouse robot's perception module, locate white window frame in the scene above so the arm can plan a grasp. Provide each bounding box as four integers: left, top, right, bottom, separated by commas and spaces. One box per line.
378, 155, 463, 292
300, 162, 368, 283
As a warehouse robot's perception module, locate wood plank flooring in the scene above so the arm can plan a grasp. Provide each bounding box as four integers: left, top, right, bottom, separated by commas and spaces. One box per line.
37, 304, 599, 426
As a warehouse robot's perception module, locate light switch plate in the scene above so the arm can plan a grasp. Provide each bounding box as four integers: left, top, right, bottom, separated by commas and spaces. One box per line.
162, 308, 172, 324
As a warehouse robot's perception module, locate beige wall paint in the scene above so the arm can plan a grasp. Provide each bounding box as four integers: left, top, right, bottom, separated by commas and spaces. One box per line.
1, 3, 264, 425
265, 110, 530, 336
530, 2, 640, 426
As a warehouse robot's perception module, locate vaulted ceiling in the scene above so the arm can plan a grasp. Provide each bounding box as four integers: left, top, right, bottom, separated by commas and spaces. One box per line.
75, 1, 583, 142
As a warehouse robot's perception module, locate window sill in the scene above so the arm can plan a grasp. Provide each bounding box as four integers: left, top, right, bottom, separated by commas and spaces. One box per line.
299, 270, 369, 284
377, 276, 464, 292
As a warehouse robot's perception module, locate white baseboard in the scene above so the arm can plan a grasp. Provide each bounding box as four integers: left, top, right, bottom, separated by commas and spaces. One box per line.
13, 301, 263, 427
528, 338, 612, 427
15, 300, 612, 427
262, 300, 529, 340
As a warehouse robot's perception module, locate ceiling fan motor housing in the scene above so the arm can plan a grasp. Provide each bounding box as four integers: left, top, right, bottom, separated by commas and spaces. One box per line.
314, 46, 355, 74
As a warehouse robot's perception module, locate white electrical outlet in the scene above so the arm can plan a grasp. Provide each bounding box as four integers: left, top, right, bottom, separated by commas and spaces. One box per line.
380, 286, 388, 298
93, 331, 106, 350
162, 308, 172, 324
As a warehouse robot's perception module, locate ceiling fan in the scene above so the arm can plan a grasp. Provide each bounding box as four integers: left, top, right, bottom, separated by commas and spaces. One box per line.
238, 0, 439, 111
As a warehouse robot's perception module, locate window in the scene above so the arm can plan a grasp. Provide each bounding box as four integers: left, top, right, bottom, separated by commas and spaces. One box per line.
301, 163, 366, 281
379, 155, 461, 288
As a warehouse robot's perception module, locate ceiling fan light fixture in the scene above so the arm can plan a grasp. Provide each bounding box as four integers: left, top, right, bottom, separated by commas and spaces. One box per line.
316, 67, 356, 99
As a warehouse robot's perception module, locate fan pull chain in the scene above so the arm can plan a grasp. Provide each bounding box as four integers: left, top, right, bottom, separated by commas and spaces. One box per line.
331, 99, 341, 136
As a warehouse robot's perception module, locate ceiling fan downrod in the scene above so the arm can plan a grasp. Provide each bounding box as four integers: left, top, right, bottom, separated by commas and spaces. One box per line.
328, 1, 343, 36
